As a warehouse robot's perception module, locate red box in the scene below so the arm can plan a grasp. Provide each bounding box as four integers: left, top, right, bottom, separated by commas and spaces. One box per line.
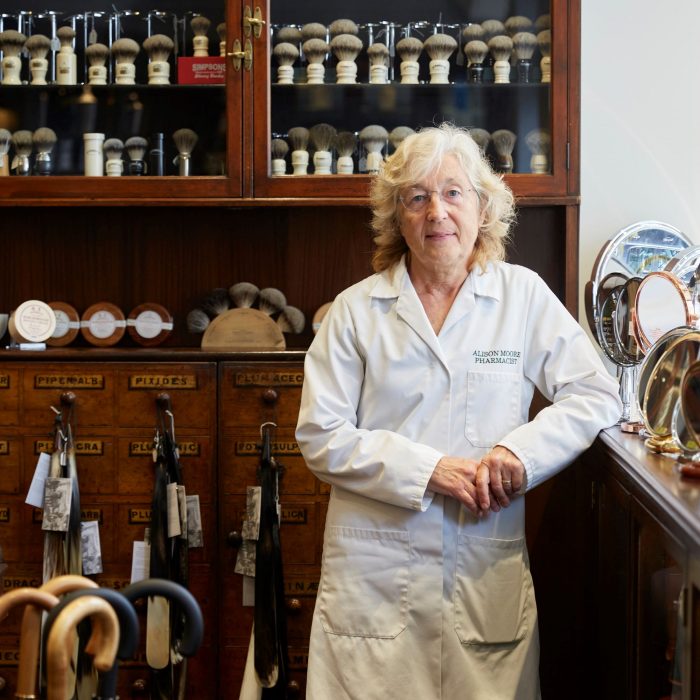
177, 56, 226, 84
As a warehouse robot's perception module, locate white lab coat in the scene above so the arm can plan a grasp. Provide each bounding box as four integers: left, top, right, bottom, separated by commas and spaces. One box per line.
296, 257, 622, 700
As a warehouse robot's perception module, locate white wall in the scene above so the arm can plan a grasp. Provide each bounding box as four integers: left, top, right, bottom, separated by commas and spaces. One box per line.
579, 0, 700, 326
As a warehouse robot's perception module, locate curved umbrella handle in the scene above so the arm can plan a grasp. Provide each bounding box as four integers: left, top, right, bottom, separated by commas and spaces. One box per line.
46, 596, 120, 700
39, 574, 100, 597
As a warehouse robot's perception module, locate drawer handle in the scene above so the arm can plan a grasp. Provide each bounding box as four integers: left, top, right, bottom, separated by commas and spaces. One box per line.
0, 675, 6, 692
287, 680, 300, 698
262, 388, 278, 404
286, 597, 302, 614
132, 677, 147, 693
227, 530, 243, 548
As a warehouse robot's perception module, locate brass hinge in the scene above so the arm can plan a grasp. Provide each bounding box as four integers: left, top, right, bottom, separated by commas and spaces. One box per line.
228, 38, 252, 71
244, 6, 265, 39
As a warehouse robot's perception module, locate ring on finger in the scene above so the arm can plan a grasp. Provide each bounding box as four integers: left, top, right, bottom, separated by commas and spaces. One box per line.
502, 479, 512, 487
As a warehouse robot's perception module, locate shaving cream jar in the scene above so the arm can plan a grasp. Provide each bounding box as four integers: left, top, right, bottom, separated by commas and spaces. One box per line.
47, 301, 81, 347
8, 300, 56, 343
80, 302, 126, 346
127, 303, 174, 346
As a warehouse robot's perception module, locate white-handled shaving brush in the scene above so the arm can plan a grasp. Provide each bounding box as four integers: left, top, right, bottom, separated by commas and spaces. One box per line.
388, 126, 415, 153
301, 23, 328, 42
25, 34, 51, 85
423, 33, 457, 84
310, 123, 337, 174
525, 128, 551, 173
464, 40, 488, 83
335, 131, 357, 174
111, 38, 140, 85
32, 127, 57, 175
535, 15, 551, 32
276, 26, 302, 46
190, 15, 211, 57
396, 37, 423, 84
186, 308, 210, 333
11, 130, 33, 175
330, 34, 363, 84
125, 136, 148, 175
277, 306, 305, 334
86, 43, 110, 85
217, 22, 226, 57
143, 34, 174, 85
287, 126, 309, 175
271, 138, 288, 175
512, 32, 537, 82
0, 30, 26, 85
462, 23, 485, 50
229, 282, 260, 308
56, 26, 77, 85
359, 124, 388, 174
104, 138, 124, 176
329, 19, 359, 38
468, 127, 491, 155
491, 129, 517, 173
537, 30, 551, 83
302, 38, 329, 84
0, 129, 10, 176
367, 43, 390, 84
173, 128, 198, 175
488, 35, 513, 84
258, 288, 287, 316
480, 19, 506, 45
505, 16, 534, 36
272, 42, 299, 84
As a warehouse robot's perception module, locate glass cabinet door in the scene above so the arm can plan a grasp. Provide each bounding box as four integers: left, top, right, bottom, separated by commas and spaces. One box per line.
252, 0, 569, 198
0, 0, 242, 202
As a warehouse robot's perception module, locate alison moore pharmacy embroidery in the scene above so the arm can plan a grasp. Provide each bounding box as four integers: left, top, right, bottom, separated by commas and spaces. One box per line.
472, 349, 522, 365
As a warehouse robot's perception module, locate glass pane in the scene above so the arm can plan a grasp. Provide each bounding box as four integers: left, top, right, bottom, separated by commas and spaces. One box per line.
269, 0, 551, 176
0, 1, 226, 176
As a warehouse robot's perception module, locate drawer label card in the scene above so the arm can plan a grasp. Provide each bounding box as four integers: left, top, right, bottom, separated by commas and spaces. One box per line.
81, 508, 103, 523
4, 575, 43, 591
0, 647, 20, 664
0, 374, 9, 388
0, 507, 9, 522
130, 440, 200, 457
235, 441, 300, 456
281, 507, 307, 524
34, 374, 105, 389
0, 441, 9, 455
129, 508, 152, 524
284, 578, 319, 596
128, 375, 198, 390
234, 371, 303, 386
35, 440, 104, 455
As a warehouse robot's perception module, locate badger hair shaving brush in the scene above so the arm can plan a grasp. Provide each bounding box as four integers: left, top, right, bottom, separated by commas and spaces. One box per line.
104, 138, 124, 176
388, 126, 415, 153
173, 128, 198, 175
287, 126, 310, 175
359, 124, 388, 174
125, 136, 148, 175
537, 30, 551, 83
0, 30, 26, 85
25, 34, 51, 85
309, 123, 337, 174
512, 32, 537, 82
468, 127, 491, 155
367, 43, 390, 84
86, 43, 110, 85
396, 37, 423, 84
335, 131, 357, 174
10, 130, 33, 175
217, 22, 226, 57
462, 23, 485, 50
273, 42, 299, 84
276, 26, 302, 46
491, 129, 517, 173
143, 34, 174, 85
191, 15, 211, 57
56, 26, 77, 85
301, 22, 328, 42
302, 38, 329, 84
525, 128, 551, 173
0, 129, 10, 176
111, 38, 140, 85
330, 33, 363, 84
535, 14, 551, 32
423, 33, 457, 84
329, 18, 359, 38
488, 35, 513, 84
480, 19, 506, 45
32, 127, 57, 175
271, 137, 288, 175
504, 15, 534, 36
464, 40, 488, 83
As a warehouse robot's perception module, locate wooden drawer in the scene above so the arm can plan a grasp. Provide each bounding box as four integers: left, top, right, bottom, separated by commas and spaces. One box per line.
0, 437, 20, 495
0, 369, 20, 426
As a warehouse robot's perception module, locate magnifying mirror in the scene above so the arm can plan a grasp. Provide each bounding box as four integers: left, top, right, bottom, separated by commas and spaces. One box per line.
666, 244, 700, 286
679, 359, 700, 448
613, 277, 643, 364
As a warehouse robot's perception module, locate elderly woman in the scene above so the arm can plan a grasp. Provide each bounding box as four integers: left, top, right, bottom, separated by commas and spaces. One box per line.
295, 123, 621, 699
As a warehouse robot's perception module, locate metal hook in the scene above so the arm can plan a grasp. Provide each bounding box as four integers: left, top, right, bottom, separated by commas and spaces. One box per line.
260, 421, 277, 438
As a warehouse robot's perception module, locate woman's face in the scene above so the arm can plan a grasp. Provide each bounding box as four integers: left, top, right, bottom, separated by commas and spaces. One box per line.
398, 154, 482, 280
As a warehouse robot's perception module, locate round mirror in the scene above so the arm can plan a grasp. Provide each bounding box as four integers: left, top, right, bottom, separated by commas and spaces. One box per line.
680, 359, 700, 449
612, 277, 643, 364
666, 244, 700, 287
597, 286, 631, 366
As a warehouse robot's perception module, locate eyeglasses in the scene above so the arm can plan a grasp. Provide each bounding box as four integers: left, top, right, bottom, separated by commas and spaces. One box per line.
399, 187, 474, 213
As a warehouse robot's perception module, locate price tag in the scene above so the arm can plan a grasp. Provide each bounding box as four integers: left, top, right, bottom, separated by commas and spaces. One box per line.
80, 521, 103, 575
41, 477, 72, 531
26, 452, 51, 508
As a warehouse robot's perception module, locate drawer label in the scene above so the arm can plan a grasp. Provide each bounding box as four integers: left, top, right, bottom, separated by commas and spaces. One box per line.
288, 649, 309, 670
0, 374, 9, 388
235, 441, 301, 456
284, 578, 319, 596
0, 507, 9, 522
129, 508, 152, 524
4, 575, 43, 591
234, 371, 303, 386
130, 440, 200, 457
81, 508, 103, 523
35, 439, 104, 455
34, 374, 105, 389
128, 375, 198, 389
0, 647, 20, 664
0, 441, 9, 455
281, 507, 307, 524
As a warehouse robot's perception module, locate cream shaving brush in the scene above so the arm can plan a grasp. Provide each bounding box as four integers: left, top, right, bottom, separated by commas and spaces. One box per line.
329, 19, 359, 38
491, 129, 517, 173
104, 138, 124, 176
287, 126, 310, 175
86, 43, 110, 85
359, 124, 388, 174
25, 34, 51, 85
11, 130, 33, 175
301, 23, 328, 42
462, 23, 485, 50
56, 26, 77, 85
525, 128, 550, 173
125, 136, 148, 175
173, 128, 198, 175
0, 30, 26, 85
111, 38, 140, 85
0, 129, 10, 176
335, 131, 357, 174
229, 282, 260, 308
273, 42, 299, 84
271, 138, 289, 175
190, 15, 211, 57
481, 20, 506, 44
143, 34, 174, 85
512, 32, 537, 82
277, 306, 305, 334
367, 43, 390, 84
488, 35, 513, 84
423, 33, 457, 84
537, 30, 551, 83
217, 22, 226, 57
302, 38, 329, 84
465, 40, 488, 83
505, 16, 533, 36
468, 128, 491, 155
310, 123, 337, 174
388, 126, 415, 152
396, 37, 423, 84
276, 26, 302, 45
32, 127, 57, 175
330, 34, 363, 84
259, 288, 287, 316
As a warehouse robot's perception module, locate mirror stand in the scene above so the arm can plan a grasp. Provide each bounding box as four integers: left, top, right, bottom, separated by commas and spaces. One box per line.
619, 364, 644, 432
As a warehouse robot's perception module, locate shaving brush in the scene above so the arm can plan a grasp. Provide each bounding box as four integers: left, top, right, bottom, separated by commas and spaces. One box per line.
0, 129, 10, 176
468, 128, 491, 155
111, 38, 140, 85
367, 43, 390, 84
10, 130, 33, 176
504, 16, 534, 36
488, 35, 513, 84
143, 34, 174, 85
191, 15, 211, 57
491, 129, 517, 173
388, 126, 414, 153
259, 288, 287, 316
535, 15, 551, 32
329, 19, 359, 39
335, 131, 357, 174
86, 43, 110, 85
481, 19, 506, 44
301, 23, 328, 42
287, 126, 310, 175
423, 33, 457, 84
302, 38, 329, 84
217, 22, 226, 57
25, 34, 51, 86
271, 138, 289, 175
32, 128, 57, 175
396, 37, 423, 84
512, 32, 537, 82
200, 287, 230, 316
104, 138, 124, 176
359, 124, 388, 174
537, 30, 551, 83
0, 30, 26, 86
56, 26, 77, 85
173, 128, 198, 175
277, 26, 302, 46
330, 34, 363, 84
464, 40, 488, 83
310, 123, 337, 174
229, 282, 260, 308
273, 42, 299, 85
125, 136, 148, 175
277, 306, 305, 334
462, 23, 485, 51
186, 308, 210, 333
525, 128, 551, 173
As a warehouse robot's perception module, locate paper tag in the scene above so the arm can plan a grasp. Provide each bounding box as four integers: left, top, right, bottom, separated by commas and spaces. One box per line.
81, 521, 103, 575
234, 538, 256, 577
242, 574, 255, 607
186, 494, 204, 548
167, 482, 181, 538
41, 477, 72, 531
176, 485, 187, 541
241, 486, 260, 540
131, 541, 150, 582
26, 452, 52, 508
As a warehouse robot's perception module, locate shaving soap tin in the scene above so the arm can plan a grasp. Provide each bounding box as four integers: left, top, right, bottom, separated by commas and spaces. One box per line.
8, 300, 56, 343
80, 301, 126, 346
47, 301, 81, 346
127, 302, 174, 346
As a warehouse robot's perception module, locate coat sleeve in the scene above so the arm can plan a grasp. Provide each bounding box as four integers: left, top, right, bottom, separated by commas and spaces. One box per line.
496, 273, 623, 491
295, 295, 442, 512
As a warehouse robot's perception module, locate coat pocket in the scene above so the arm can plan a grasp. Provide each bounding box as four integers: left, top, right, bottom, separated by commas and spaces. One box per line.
318, 526, 410, 638
465, 370, 522, 447
454, 534, 529, 645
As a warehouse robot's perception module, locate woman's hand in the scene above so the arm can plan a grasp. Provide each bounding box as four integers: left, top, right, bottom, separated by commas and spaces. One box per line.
476, 446, 526, 512
427, 456, 483, 516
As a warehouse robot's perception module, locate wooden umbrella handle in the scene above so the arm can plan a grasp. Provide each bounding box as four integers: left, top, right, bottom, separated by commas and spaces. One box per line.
39, 574, 99, 597
46, 596, 120, 700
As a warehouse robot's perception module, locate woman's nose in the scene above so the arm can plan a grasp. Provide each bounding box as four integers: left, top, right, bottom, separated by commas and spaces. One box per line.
426, 191, 447, 219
